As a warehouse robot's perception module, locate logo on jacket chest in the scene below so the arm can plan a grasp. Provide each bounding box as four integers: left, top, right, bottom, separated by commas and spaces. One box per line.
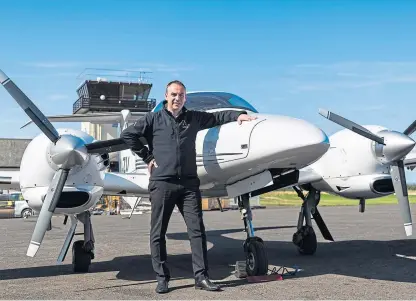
179, 119, 190, 131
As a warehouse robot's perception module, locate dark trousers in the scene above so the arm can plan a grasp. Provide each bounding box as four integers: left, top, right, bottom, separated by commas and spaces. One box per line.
148, 179, 209, 282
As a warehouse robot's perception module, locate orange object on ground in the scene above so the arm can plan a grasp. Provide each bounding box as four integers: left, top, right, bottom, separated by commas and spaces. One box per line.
246, 274, 283, 282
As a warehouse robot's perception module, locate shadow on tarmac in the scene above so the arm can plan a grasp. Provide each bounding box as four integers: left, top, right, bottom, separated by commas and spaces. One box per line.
1, 225, 416, 288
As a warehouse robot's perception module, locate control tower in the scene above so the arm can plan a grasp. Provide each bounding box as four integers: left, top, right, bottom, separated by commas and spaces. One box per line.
72, 68, 157, 171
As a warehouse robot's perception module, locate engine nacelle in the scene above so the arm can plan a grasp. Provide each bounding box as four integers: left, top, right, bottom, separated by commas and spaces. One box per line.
309, 125, 395, 199
19, 128, 106, 214
312, 174, 394, 199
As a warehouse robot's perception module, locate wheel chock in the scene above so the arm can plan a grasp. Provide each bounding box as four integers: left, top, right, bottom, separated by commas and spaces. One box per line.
247, 274, 283, 282
235, 261, 248, 278
234, 261, 285, 282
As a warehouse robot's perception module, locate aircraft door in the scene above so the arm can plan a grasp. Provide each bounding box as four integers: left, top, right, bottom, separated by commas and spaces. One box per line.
195, 117, 265, 166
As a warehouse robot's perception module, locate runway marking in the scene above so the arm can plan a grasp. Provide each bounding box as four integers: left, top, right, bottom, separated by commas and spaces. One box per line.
396, 254, 416, 260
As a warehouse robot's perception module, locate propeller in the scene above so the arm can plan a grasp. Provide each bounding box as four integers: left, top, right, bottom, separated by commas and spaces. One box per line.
0, 69, 129, 257
319, 108, 416, 237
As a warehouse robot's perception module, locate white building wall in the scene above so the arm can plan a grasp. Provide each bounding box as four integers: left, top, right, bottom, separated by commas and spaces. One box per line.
81, 122, 120, 162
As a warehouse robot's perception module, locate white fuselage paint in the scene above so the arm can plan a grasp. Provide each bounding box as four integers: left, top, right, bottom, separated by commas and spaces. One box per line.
114, 110, 330, 200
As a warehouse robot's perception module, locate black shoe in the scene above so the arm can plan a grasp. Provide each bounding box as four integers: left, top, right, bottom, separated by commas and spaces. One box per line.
195, 278, 221, 291
155, 279, 169, 294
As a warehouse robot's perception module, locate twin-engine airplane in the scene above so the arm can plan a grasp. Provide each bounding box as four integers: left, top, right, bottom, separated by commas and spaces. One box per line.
115, 107, 416, 260
0, 69, 330, 275
83, 100, 416, 261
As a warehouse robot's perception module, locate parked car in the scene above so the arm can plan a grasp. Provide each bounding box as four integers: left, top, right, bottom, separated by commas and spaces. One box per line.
6, 192, 33, 218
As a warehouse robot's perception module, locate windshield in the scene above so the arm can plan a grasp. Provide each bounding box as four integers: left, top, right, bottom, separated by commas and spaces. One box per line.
152, 92, 258, 113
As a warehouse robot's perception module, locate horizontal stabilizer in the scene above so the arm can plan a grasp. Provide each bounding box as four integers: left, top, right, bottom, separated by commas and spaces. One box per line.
20, 112, 147, 129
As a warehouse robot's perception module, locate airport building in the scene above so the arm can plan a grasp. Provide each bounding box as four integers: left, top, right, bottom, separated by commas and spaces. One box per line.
73, 69, 157, 172
0, 138, 30, 172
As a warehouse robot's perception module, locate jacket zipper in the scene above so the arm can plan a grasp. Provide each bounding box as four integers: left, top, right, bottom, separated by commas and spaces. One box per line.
176, 121, 181, 179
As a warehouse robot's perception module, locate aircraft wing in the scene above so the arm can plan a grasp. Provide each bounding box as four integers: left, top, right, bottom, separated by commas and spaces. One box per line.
20, 112, 147, 129
102, 172, 149, 196
0, 170, 20, 190
296, 168, 323, 186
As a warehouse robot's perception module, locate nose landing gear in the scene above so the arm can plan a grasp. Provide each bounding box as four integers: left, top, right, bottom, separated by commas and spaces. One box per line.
238, 193, 269, 276
57, 211, 95, 273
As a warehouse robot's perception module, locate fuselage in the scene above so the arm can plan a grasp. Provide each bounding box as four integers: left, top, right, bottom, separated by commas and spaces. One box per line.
111, 109, 330, 198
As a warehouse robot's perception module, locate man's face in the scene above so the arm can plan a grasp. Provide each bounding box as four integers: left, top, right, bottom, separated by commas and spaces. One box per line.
165, 83, 186, 112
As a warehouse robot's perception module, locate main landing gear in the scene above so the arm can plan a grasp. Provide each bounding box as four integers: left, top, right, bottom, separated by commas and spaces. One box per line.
237, 193, 268, 276
57, 210, 95, 273
292, 186, 334, 255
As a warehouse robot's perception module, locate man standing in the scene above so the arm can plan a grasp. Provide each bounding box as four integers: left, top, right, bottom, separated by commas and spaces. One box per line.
120, 80, 256, 293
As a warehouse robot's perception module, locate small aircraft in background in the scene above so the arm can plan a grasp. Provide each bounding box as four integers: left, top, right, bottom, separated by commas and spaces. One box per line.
287, 109, 416, 256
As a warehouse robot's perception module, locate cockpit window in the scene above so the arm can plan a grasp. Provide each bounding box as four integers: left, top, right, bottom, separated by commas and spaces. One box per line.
152, 92, 258, 113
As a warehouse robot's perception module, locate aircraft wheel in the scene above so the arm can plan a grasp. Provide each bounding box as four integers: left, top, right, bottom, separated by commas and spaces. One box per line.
293, 225, 317, 255
245, 238, 268, 276
72, 240, 92, 273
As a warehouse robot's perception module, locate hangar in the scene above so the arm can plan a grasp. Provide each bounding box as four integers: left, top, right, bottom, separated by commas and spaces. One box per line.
0, 138, 30, 172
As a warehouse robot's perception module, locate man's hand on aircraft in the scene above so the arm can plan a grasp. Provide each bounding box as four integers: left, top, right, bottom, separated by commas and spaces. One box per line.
148, 159, 158, 174
237, 114, 257, 125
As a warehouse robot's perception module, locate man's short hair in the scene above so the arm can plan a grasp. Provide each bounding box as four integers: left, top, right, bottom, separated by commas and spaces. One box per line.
166, 80, 186, 93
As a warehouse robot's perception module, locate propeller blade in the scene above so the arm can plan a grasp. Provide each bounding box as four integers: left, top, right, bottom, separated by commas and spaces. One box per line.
319, 108, 385, 145
27, 169, 69, 257
390, 160, 413, 237
85, 138, 130, 154
404, 120, 416, 136
0, 69, 60, 143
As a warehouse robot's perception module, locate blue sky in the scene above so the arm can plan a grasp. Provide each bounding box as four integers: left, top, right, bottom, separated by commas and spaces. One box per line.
1, 0, 416, 181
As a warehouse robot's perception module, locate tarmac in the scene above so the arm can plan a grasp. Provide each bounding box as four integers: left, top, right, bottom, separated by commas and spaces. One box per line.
1, 204, 416, 299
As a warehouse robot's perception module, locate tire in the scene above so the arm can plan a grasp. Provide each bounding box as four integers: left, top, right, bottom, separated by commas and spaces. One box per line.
72, 240, 92, 273
21, 208, 32, 219
245, 240, 268, 276
295, 226, 317, 255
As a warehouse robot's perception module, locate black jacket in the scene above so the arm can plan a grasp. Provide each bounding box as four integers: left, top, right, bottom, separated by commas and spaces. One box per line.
120, 102, 246, 181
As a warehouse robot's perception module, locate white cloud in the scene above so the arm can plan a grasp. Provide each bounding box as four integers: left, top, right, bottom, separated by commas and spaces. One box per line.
21, 61, 120, 69
11, 72, 80, 79
285, 61, 416, 92
349, 104, 386, 112
48, 94, 69, 101
21, 62, 82, 68
134, 62, 196, 73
